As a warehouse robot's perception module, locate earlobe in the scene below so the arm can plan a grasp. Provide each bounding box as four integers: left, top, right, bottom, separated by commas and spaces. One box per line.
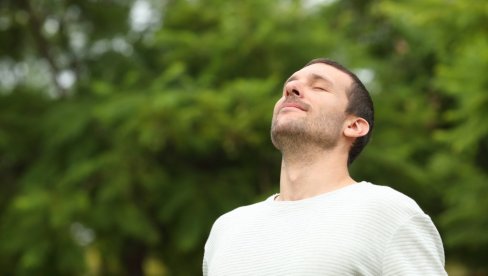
344, 118, 369, 138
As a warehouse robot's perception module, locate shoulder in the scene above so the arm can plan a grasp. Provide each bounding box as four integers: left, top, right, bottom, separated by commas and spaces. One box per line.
204, 198, 268, 254
342, 182, 429, 233
354, 182, 425, 216
351, 183, 445, 268
208, 198, 268, 233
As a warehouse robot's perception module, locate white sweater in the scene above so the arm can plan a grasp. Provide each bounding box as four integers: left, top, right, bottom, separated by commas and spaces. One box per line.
203, 182, 446, 275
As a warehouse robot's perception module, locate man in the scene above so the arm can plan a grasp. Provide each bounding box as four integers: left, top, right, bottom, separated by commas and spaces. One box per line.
203, 58, 447, 275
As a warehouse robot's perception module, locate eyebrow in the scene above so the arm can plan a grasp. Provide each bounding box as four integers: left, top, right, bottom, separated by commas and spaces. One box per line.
285, 73, 334, 87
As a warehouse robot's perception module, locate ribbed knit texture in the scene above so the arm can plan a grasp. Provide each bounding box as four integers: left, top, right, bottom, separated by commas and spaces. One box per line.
203, 182, 446, 275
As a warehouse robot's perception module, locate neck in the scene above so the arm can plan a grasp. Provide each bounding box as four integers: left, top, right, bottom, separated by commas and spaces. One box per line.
277, 145, 355, 201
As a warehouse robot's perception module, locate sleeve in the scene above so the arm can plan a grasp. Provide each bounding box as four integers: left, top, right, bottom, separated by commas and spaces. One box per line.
382, 213, 447, 276
203, 255, 208, 276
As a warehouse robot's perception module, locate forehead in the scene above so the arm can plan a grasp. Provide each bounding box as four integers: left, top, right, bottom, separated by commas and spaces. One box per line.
288, 63, 353, 92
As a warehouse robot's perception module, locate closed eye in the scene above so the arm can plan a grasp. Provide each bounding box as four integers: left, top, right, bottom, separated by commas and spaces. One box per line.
313, 87, 328, 92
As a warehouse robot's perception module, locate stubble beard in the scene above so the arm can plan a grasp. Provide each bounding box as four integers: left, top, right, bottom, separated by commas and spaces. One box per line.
270, 111, 345, 154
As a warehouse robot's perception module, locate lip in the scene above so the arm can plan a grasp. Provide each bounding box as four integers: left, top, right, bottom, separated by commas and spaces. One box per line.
279, 102, 307, 111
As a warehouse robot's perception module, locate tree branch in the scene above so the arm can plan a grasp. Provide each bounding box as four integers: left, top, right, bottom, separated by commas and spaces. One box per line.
18, 0, 67, 98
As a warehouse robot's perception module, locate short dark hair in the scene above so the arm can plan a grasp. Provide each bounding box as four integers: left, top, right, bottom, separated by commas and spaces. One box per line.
305, 58, 375, 165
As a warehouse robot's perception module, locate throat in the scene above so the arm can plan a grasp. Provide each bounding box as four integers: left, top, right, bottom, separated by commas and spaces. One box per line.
278, 150, 354, 201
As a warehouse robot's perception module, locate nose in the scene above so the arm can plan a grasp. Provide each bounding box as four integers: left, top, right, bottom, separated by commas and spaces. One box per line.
284, 81, 302, 98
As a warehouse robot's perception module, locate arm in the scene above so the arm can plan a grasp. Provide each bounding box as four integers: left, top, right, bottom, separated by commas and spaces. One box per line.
382, 214, 447, 275
203, 253, 208, 276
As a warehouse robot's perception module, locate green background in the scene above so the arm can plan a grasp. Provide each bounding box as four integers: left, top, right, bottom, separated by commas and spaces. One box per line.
0, 0, 487, 275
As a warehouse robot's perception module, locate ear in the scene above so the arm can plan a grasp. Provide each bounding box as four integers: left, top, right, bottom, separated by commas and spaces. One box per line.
344, 117, 369, 138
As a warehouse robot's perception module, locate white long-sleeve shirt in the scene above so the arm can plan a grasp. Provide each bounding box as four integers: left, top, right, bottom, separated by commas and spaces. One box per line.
204, 182, 446, 275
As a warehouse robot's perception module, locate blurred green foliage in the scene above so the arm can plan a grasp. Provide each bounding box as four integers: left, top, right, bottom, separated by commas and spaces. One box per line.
0, 0, 487, 275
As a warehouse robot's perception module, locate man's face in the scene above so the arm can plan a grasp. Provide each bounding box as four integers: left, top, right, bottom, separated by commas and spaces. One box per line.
271, 63, 352, 151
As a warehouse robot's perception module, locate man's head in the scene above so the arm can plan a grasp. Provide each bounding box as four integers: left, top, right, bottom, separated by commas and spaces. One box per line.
270, 58, 374, 165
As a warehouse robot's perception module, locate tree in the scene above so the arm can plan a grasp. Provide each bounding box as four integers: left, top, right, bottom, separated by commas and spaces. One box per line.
0, 0, 487, 274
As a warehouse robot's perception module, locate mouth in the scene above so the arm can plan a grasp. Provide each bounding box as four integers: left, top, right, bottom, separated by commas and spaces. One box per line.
279, 101, 307, 112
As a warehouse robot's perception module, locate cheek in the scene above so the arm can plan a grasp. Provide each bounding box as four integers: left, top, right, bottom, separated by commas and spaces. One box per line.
273, 98, 284, 113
